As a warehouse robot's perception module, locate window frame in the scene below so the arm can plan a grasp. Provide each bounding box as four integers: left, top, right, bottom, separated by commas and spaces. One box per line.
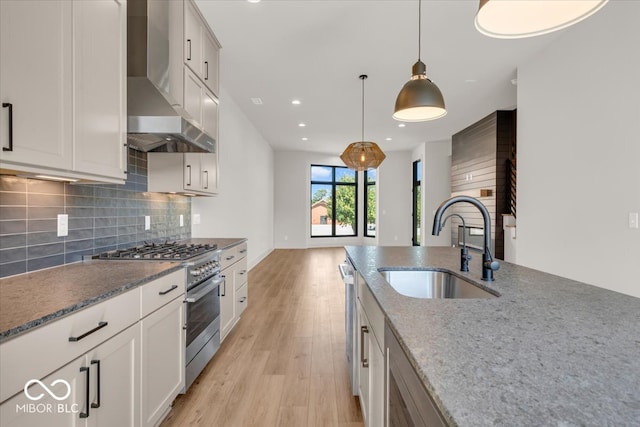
364, 169, 376, 238
310, 165, 358, 238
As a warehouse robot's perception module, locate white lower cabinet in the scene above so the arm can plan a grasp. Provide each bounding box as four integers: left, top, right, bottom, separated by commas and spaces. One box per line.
140, 296, 185, 427
0, 269, 186, 427
0, 324, 140, 427
357, 279, 385, 427
219, 241, 248, 341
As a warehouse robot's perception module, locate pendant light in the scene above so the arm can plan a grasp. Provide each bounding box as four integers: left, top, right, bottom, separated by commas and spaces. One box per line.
393, 0, 446, 122
341, 75, 386, 171
475, 0, 609, 39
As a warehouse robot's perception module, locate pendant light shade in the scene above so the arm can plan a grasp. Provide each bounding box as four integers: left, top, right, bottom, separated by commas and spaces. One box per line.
393, 0, 446, 122
341, 75, 386, 171
475, 0, 609, 39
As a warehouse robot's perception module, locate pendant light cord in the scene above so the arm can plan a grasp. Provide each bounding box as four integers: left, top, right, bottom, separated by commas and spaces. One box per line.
418, 0, 422, 61
359, 74, 367, 142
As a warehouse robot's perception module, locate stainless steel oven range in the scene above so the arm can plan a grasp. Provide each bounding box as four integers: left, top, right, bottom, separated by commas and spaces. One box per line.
94, 241, 222, 392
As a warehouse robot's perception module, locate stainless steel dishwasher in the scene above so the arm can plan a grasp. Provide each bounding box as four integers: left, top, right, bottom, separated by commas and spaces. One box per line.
339, 258, 358, 395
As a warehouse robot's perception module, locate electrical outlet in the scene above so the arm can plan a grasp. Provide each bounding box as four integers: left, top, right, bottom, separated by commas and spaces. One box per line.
193, 214, 201, 225
629, 212, 639, 229
180, 214, 184, 227
145, 216, 151, 230
57, 214, 68, 237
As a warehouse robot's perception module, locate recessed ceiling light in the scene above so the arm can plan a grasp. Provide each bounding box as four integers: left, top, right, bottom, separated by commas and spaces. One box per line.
301, 137, 308, 141
251, 97, 263, 105
398, 123, 406, 128
247, 0, 261, 3
291, 100, 301, 105
465, 79, 478, 83
385, 137, 392, 141
298, 123, 306, 127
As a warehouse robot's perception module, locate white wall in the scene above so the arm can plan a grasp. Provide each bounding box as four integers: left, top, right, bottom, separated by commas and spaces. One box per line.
274, 151, 365, 248
274, 150, 414, 248
517, 1, 640, 298
419, 140, 452, 247
377, 151, 412, 246
192, 87, 275, 269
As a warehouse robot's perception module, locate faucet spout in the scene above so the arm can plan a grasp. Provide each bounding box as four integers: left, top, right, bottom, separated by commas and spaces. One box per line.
441, 213, 471, 272
432, 196, 499, 281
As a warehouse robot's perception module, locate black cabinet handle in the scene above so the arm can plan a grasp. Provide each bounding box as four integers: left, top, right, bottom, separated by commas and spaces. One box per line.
219, 275, 226, 297
187, 39, 191, 60
90, 360, 101, 409
79, 366, 90, 418
69, 321, 108, 342
186, 164, 192, 186
226, 255, 235, 261
159, 284, 178, 296
2, 103, 13, 152
204, 170, 209, 189
205, 61, 209, 80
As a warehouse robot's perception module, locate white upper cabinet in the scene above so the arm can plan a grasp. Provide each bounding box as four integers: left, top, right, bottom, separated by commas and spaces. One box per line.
0, 0, 126, 184
183, 0, 220, 95
0, 1, 73, 172
72, 0, 127, 180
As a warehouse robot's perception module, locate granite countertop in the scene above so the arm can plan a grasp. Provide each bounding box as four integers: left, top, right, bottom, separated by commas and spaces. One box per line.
0, 238, 247, 343
345, 245, 640, 427
0, 260, 184, 343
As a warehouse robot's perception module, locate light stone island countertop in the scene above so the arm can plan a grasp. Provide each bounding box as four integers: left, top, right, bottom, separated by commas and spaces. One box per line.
345, 245, 640, 427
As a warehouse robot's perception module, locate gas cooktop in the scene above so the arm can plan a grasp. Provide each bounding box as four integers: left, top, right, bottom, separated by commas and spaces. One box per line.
95, 241, 217, 261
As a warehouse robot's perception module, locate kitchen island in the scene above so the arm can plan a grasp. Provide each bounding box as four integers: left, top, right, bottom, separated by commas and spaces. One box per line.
346, 245, 640, 426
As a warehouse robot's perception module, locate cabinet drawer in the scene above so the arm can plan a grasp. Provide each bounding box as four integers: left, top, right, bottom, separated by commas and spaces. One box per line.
358, 281, 385, 354
234, 257, 248, 291
140, 269, 185, 318
0, 289, 140, 403
236, 283, 248, 318
220, 247, 238, 270
236, 242, 248, 259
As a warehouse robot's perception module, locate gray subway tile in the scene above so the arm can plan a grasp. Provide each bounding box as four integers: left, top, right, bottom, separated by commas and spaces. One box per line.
27, 219, 57, 233
65, 238, 93, 252
66, 207, 95, 218
27, 193, 64, 207
0, 206, 27, 220
0, 192, 27, 206
27, 207, 63, 220
27, 254, 65, 271
27, 231, 61, 246
0, 176, 27, 192
68, 217, 93, 230
0, 234, 26, 249
65, 184, 95, 197
67, 228, 94, 241
0, 260, 27, 278
27, 242, 64, 259
26, 179, 64, 195
0, 220, 26, 235
0, 247, 27, 263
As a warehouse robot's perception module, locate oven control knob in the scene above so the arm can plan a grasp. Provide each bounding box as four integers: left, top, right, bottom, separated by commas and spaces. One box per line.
190, 269, 200, 276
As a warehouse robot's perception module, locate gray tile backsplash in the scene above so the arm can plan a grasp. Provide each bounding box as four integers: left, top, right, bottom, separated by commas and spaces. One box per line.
0, 149, 191, 278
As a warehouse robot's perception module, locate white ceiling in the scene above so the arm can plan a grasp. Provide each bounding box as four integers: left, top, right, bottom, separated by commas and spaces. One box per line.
196, 0, 560, 155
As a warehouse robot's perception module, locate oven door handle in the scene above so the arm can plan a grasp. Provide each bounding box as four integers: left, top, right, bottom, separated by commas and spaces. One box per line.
185, 278, 222, 303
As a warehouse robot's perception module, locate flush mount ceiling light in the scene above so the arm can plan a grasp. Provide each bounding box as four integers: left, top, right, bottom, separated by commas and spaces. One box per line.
475, 0, 609, 39
393, 0, 446, 122
341, 75, 386, 171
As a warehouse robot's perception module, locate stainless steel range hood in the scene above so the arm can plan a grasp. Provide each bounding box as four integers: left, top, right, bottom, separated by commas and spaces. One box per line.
127, 0, 215, 153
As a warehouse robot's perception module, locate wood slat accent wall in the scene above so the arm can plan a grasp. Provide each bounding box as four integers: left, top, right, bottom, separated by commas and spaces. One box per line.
451, 110, 516, 260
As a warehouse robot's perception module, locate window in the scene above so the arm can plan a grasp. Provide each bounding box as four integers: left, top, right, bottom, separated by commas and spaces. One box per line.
310, 165, 357, 237
412, 160, 422, 246
364, 169, 376, 237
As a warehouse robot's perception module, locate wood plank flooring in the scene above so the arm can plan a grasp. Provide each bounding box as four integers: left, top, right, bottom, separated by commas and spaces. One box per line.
161, 248, 363, 427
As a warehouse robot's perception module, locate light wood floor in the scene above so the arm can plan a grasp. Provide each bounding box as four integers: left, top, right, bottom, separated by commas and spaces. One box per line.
161, 247, 364, 427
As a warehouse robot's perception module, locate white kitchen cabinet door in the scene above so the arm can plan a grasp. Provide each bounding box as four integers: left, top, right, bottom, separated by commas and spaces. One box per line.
0, 0, 73, 171
202, 32, 220, 95
357, 302, 370, 426
84, 324, 140, 427
0, 324, 139, 427
219, 273, 236, 341
184, 67, 204, 128
72, 0, 127, 181
140, 297, 185, 427
202, 87, 219, 146
198, 152, 218, 194
183, 0, 203, 78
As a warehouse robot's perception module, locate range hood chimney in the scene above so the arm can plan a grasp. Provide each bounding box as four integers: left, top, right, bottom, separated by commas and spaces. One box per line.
127, 0, 215, 153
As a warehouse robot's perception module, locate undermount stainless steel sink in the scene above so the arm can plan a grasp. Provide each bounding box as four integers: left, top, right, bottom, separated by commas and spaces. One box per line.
379, 269, 498, 299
